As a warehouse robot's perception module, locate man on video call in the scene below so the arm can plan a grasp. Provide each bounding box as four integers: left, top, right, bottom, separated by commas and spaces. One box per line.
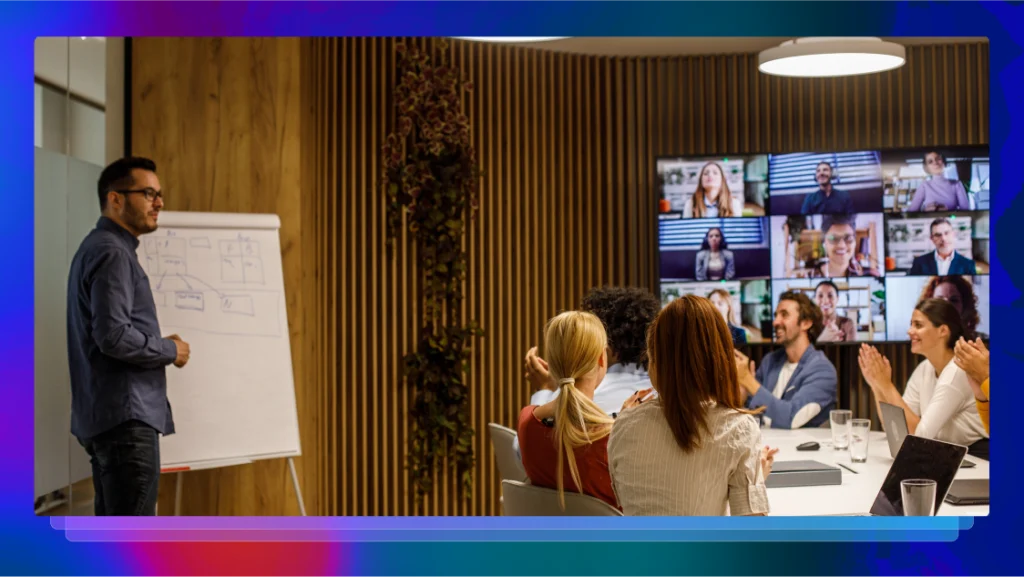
801, 161, 854, 215
734, 292, 837, 429
909, 217, 976, 275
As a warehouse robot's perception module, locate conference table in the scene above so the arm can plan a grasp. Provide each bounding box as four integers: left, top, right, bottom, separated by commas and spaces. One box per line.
761, 428, 989, 517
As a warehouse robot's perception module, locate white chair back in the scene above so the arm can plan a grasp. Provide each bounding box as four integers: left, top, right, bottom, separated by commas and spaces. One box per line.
488, 423, 528, 482
500, 480, 622, 516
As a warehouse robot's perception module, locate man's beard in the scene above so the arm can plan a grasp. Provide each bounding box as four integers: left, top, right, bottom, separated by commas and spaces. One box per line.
125, 203, 156, 234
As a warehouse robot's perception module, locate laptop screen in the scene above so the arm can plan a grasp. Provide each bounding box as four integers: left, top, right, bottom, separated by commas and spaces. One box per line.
879, 401, 909, 458
869, 435, 967, 516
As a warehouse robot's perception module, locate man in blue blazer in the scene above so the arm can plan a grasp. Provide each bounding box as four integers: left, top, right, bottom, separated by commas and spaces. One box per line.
734, 291, 838, 429
909, 217, 977, 276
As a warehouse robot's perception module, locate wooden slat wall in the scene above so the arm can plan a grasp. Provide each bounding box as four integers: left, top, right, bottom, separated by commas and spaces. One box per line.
132, 37, 987, 516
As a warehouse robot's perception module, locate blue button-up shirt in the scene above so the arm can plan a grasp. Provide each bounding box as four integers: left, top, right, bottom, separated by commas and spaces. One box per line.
66, 217, 178, 440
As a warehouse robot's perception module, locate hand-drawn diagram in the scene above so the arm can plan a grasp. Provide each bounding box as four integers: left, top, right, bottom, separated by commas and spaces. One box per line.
219, 236, 264, 284
141, 230, 281, 338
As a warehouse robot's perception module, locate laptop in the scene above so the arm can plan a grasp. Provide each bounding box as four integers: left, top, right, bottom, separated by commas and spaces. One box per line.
944, 479, 989, 506
866, 435, 968, 516
879, 401, 976, 468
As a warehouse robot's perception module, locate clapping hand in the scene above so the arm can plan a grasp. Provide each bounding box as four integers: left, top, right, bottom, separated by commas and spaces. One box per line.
523, 346, 553, 391
858, 344, 892, 390
819, 321, 845, 342
761, 446, 780, 479
954, 337, 989, 401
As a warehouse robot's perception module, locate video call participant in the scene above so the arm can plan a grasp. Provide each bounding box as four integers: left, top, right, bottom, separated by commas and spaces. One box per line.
785, 214, 880, 278
517, 311, 649, 510
524, 286, 660, 414
66, 157, 191, 516
683, 162, 744, 218
815, 280, 856, 343
608, 295, 776, 516
909, 217, 976, 276
954, 337, 990, 435
918, 275, 986, 340
708, 288, 748, 345
801, 161, 854, 215
734, 292, 838, 429
907, 150, 971, 212
695, 227, 736, 281
858, 299, 988, 460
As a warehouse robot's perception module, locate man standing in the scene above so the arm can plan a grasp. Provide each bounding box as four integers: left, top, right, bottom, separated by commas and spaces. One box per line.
67, 156, 190, 516
909, 217, 977, 276
734, 291, 837, 429
801, 161, 854, 215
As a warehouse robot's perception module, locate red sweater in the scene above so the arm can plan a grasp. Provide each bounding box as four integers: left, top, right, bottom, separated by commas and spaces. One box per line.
516, 405, 619, 509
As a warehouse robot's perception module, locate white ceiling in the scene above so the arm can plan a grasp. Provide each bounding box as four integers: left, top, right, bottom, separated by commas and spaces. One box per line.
479, 37, 989, 57
35, 37, 107, 106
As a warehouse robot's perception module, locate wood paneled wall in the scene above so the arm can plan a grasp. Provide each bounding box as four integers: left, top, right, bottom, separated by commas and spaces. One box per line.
131, 38, 319, 516
132, 37, 988, 516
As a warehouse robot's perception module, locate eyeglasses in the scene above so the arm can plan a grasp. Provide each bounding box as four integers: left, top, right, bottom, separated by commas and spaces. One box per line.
825, 234, 856, 245
114, 187, 163, 202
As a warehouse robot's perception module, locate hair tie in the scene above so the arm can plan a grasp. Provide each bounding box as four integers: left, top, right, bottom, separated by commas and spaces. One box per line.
557, 377, 575, 385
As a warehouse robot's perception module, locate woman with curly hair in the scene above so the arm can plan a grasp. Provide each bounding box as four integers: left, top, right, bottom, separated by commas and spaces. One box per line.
918, 276, 986, 340
524, 286, 661, 415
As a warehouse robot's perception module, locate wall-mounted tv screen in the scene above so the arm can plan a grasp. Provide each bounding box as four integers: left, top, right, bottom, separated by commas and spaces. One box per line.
881, 146, 990, 212
767, 151, 884, 215
656, 147, 991, 346
657, 155, 768, 218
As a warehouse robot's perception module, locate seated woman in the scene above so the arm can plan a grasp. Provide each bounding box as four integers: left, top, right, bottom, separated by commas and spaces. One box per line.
814, 281, 856, 343
954, 337, 990, 435
517, 311, 647, 509
907, 150, 971, 212
695, 228, 736, 281
708, 288, 747, 345
608, 294, 776, 516
858, 299, 989, 459
683, 162, 745, 218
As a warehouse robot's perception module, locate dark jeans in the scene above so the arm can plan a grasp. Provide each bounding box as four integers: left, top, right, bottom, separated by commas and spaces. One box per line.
77, 420, 160, 516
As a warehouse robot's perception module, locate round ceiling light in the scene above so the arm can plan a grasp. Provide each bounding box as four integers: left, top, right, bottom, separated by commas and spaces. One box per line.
453, 37, 568, 43
758, 37, 906, 78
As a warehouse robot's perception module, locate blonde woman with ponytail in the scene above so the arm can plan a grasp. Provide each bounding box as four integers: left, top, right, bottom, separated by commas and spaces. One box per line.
517, 311, 650, 510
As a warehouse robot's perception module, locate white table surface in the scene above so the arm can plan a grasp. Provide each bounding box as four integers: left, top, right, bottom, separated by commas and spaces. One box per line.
761, 428, 989, 517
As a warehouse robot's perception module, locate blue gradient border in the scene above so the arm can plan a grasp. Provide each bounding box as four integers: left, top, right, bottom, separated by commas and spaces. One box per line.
3, 1, 1023, 575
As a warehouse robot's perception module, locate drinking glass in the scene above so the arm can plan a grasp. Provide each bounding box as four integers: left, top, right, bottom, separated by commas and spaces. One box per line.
830, 410, 852, 450
849, 418, 871, 462
901, 479, 937, 516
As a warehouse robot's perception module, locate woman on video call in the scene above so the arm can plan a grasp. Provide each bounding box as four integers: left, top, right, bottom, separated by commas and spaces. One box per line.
918, 275, 986, 340
906, 150, 971, 212
708, 288, 748, 345
814, 281, 856, 343
785, 214, 880, 278
858, 298, 988, 460
695, 228, 736, 281
683, 162, 745, 218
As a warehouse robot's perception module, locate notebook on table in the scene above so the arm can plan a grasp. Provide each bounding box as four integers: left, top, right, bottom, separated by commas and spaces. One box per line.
944, 479, 989, 505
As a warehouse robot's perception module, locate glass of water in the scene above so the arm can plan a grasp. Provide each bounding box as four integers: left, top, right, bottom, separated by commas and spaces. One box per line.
901, 479, 937, 516
849, 418, 871, 462
830, 409, 852, 450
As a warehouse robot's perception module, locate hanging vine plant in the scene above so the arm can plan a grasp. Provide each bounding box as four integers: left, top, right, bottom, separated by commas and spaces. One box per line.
381, 39, 484, 501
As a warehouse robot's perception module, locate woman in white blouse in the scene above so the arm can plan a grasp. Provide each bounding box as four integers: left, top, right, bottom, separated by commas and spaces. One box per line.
858, 298, 989, 459
607, 294, 777, 516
